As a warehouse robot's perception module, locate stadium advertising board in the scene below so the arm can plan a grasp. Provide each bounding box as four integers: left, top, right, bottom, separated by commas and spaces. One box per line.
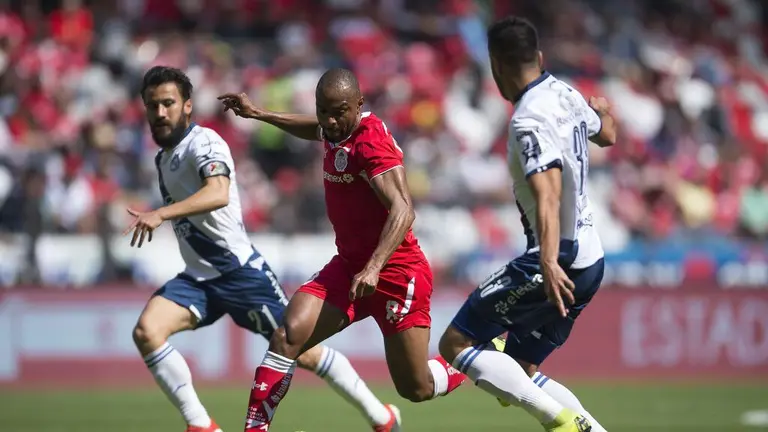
0, 287, 766, 387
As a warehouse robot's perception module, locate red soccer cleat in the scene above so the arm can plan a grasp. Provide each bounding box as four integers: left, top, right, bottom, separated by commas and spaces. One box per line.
374, 404, 402, 432
185, 419, 223, 432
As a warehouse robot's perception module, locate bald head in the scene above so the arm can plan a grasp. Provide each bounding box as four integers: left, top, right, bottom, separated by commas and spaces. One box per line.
317, 68, 361, 100
315, 68, 364, 142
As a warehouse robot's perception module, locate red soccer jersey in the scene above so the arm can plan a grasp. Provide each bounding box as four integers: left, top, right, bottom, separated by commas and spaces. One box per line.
321, 112, 426, 273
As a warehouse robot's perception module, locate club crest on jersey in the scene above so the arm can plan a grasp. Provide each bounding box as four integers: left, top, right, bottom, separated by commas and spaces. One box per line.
170, 154, 180, 171
334, 149, 348, 172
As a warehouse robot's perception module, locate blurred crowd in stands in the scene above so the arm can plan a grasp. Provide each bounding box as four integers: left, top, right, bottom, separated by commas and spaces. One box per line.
1, 0, 767, 286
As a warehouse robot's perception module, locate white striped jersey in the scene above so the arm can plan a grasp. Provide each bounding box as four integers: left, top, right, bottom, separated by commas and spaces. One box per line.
155, 123, 254, 281
507, 71, 604, 269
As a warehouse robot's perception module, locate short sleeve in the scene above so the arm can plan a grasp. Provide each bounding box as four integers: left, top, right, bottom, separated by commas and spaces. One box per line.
357, 130, 403, 179
583, 99, 602, 137
510, 118, 563, 178
190, 138, 233, 180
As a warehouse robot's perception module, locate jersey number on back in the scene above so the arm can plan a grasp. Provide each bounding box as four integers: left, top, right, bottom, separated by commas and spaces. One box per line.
572, 121, 588, 195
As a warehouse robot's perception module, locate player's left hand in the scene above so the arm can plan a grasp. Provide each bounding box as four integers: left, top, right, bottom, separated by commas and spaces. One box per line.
350, 266, 379, 301
123, 208, 164, 248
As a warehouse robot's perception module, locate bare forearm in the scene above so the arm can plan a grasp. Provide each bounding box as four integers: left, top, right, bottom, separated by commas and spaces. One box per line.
536, 196, 561, 266
367, 204, 415, 270
592, 113, 617, 147
158, 185, 228, 221
257, 111, 320, 141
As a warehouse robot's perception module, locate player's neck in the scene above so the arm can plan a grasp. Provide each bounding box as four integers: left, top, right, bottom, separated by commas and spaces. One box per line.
509, 69, 546, 103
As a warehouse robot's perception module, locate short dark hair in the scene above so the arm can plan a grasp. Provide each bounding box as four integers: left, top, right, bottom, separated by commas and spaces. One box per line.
487, 16, 539, 66
317, 68, 361, 96
141, 66, 193, 100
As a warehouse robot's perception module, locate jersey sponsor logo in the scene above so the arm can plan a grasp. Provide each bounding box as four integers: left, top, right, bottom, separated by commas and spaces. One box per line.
170, 154, 181, 171
334, 149, 348, 172
323, 171, 355, 184
172, 220, 192, 238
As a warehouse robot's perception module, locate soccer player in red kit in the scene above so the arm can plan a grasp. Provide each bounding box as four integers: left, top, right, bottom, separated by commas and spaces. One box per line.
219, 68, 465, 431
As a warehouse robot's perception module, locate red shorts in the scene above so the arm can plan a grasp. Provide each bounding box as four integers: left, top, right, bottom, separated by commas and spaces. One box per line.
297, 255, 433, 336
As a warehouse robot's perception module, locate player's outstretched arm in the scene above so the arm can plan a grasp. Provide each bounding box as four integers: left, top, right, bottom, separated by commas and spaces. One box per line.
588, 96, 617, 148
158, 175, 230, 220
217, 92, 320, 141
349, 167, 415, 300
528, 169, 575, 317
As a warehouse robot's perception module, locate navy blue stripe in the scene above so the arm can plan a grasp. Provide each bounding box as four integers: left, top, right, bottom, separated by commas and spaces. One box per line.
533, 373, 543, 384
319, 350, 336, 378
460, 347, 484, 374
146, 347, 175, 368
538, 376, 550, 387
316, 352, 331, 377
515, 200, 535, 251
144, 344, 172, 365
456, 347, 475, 373
155, 152, 173, 206
525, 159, 563, 179
179, 218, 242, 274
513, 71, 551, 103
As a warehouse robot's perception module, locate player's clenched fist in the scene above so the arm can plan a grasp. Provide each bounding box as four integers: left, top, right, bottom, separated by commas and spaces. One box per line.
123, 208, 164, 248
217, 92, 264, 119
349, 266, 379, 301
588, 96, 611, 116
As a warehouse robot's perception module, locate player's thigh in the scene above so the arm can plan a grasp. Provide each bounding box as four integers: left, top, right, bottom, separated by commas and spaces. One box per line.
366, 268, 434, 401
280, 256, 355, 352
364, 266, 433, 338
505, 258, 606, 366
382, 325, 434, 402
134, 276, 214, 353
209, 256, 289, 338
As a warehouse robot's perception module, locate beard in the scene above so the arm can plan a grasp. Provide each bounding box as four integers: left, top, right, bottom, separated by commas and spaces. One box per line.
151, 120, 188, 149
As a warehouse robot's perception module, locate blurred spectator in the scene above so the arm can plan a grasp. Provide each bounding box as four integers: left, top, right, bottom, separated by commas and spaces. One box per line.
1, 0, 767, 287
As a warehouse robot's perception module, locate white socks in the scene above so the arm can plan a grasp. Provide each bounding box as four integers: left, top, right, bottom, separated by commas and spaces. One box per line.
144, 342, 211, 428
454, 344, 563, 424
314, 346, 391, 426
427, 359, 449, 398
534, 372, 607, 431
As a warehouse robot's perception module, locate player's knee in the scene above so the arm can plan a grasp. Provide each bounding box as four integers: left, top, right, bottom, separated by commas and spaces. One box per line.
267, 324, 304, 359
438, 326, 473, 365
132, 318, 168, 352
393, 379, 433, 403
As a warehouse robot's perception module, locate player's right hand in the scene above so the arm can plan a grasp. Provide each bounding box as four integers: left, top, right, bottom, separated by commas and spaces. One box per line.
217, 92, 263, 119
588, 96, 611, 117
541, 261, 575, 318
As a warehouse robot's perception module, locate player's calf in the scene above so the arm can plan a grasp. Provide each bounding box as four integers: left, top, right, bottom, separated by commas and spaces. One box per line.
439, 325, 569, 427
134, 296, 212, 429
245, 293, 348, 431
384, 326, 465, 403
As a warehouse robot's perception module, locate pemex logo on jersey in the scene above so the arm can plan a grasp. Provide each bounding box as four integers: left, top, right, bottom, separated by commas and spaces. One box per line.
334, 149, 348, 172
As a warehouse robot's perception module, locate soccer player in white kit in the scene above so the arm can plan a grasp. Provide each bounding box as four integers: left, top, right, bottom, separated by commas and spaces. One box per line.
438, 17, 618, 432
126, 66, 393, 432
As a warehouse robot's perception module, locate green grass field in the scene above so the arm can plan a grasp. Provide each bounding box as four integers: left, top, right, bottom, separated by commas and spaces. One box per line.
1, 383, 766, 431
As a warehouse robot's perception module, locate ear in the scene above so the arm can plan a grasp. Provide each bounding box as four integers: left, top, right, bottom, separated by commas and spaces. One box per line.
537, 51, 544, 69
184, 98, 193, 116
358, 96, 365, 109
